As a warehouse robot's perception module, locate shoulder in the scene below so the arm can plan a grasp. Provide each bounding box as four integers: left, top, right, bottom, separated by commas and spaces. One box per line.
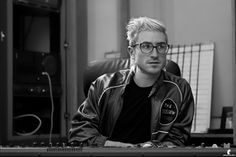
94, 69, 131, 88
163, 71, 192, 92
162, 71, 194, 104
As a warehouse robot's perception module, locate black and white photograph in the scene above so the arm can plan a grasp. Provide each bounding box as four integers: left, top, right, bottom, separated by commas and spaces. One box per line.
0, 0, 235, 156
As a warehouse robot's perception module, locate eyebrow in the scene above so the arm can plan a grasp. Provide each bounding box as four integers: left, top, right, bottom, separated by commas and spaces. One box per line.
139, 41, 167, 44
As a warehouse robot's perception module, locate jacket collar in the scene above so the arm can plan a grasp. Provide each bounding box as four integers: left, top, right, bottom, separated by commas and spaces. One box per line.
149, 70, 165, 97
123, 65, 165, 97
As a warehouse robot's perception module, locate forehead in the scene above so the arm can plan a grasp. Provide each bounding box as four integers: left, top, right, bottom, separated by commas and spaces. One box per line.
137, 31, 167, 43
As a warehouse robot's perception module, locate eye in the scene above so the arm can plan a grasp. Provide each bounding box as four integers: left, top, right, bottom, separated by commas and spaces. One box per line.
141, 42, 153, 49
158, 43, 167, 49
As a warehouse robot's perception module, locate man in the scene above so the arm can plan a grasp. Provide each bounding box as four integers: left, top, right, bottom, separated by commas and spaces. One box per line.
69, 17, 194, 147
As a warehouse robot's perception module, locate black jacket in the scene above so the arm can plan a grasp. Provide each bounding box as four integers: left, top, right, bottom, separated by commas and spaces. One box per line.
69, 67, 194, 147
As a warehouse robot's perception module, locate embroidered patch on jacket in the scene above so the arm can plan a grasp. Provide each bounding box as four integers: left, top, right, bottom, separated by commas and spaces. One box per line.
160, 98, 178, 125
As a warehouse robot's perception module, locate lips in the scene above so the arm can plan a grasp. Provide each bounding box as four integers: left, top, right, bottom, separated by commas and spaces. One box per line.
148, 61, 160, 64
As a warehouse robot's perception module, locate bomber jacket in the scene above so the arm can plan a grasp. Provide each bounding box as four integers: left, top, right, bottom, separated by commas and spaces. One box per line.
69, 66, 194, 147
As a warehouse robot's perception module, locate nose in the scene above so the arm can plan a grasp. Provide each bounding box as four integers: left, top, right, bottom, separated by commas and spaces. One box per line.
150, 47, 159, 57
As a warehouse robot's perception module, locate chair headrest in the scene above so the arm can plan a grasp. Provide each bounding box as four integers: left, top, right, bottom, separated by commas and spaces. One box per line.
165, 60, 181, 77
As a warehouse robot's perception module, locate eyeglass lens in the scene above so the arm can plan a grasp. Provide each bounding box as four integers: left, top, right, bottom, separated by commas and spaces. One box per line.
140, 42, 168, 54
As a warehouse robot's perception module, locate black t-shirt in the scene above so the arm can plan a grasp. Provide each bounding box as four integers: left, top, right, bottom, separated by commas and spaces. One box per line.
109, 78, 152, 144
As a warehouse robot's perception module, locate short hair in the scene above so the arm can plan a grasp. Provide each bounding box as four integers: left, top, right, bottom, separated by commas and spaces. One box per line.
126, 17, 168, 46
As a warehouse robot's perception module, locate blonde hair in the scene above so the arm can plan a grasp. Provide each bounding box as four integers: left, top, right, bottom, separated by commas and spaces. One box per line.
126, 17, 168, 46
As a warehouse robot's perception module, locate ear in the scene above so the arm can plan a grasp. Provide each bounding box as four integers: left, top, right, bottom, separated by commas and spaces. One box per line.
128, 46, 136, 64
127, 46, 134, 56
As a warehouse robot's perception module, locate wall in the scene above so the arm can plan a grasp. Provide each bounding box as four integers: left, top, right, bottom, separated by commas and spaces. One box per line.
129, 0, 162, 21
87, 0, 120, 62
167, 0, 234, 129
130, 0, 235, 129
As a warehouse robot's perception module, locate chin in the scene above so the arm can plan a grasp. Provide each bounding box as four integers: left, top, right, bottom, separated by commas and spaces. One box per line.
148, 70, 161, 75
137, 64, 162, 75
144, 68, 162, 75
148, 66, 162, 73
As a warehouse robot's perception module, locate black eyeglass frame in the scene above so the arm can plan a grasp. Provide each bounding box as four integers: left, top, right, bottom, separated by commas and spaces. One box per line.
132, 42, 170, 55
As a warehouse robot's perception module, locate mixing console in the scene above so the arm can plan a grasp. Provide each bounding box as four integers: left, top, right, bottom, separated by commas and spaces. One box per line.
0, 146, 236, 157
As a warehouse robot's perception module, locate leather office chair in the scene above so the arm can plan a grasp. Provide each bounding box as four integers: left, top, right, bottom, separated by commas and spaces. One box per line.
83, 58, 181, 97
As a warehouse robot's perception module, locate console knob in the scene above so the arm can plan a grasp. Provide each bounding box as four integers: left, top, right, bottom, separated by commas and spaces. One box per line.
32, 142, 38, 147
56, 142, 60, 147
40, 142, 45, 147
212, 144, 218, 148
62, 142, 67, 147
49, 142, 53, 147
200, 142, 205, 148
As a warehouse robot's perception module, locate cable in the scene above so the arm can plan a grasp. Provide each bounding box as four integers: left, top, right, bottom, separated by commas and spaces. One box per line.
42, 71, 54, 144
13, 114, 42, 136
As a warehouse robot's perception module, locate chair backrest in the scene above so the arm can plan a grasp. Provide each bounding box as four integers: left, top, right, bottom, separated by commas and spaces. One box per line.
83, 58, 181, 97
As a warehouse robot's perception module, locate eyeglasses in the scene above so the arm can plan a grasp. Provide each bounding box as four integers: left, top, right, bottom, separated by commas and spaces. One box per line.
132, 42, 169, 55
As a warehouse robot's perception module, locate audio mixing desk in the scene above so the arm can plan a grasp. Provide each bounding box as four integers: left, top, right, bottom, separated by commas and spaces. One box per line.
0, 146, 236, 157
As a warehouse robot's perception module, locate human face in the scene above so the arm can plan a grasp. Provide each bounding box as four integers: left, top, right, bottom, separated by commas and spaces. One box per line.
131, 31, 167, 76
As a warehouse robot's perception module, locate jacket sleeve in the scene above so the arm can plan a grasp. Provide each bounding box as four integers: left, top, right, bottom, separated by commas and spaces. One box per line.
162, 79, 194, 146
68, 79, 108, 146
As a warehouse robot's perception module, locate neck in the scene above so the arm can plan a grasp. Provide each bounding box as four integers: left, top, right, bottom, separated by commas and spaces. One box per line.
134, 69, 160, 87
